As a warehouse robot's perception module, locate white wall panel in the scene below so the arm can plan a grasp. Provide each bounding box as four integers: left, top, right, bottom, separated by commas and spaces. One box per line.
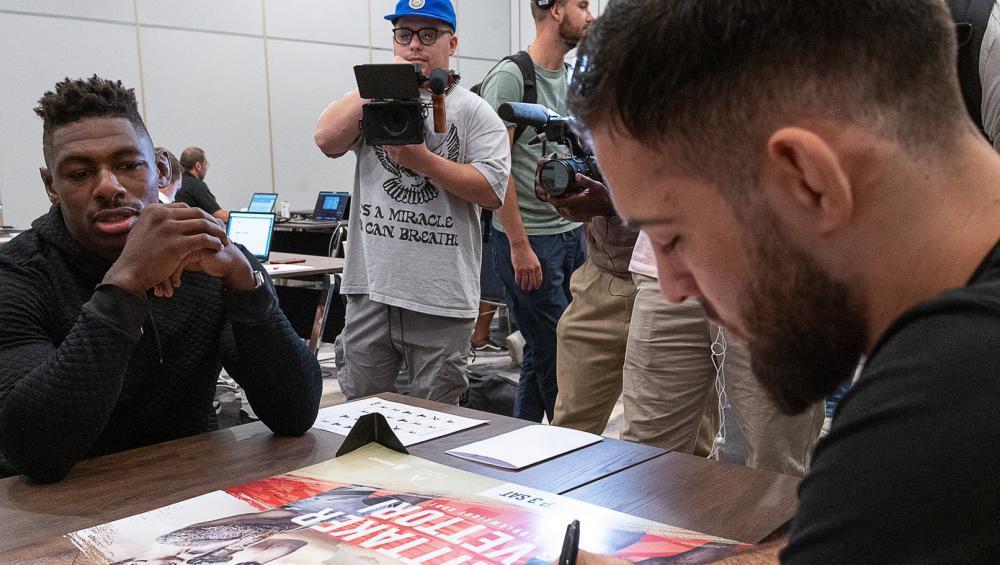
0, 0, 522, 228
265, 0, 369, 47
140, 27, 271, 212
370, 0, 397, 45
0, 14, 140, 226
0, 0, 133, 23
455, 0, 509, 61
137, 0, 262, 36
267, 40, 366, 210
370, 47, 396, 64
457, 57, 499, 88
518, 1, 535, 50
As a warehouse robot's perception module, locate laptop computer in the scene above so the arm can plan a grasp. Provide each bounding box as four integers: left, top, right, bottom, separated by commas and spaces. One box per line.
309, 191, 350, 222
226, 212, 276, 262
247, 192, 278, 213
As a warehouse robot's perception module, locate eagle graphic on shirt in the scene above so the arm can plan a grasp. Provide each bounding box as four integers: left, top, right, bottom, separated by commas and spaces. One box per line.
374, 124, 460, 205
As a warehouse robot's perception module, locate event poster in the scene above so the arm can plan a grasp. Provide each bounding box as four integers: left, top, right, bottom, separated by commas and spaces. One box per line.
69, 444, 746, 564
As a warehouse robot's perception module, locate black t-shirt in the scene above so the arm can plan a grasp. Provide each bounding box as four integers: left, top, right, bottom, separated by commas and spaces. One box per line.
175, 172, 221, 215
782, 242, 1000, 563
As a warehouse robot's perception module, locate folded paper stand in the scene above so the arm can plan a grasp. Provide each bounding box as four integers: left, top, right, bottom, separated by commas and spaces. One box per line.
335, 412, 409, 457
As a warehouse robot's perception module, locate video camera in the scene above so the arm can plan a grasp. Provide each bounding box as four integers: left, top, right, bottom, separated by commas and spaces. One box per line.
497, 102, 601, 197
353, 64, 452, 146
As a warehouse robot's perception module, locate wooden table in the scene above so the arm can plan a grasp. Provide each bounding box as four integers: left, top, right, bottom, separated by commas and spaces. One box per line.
565, 452, 801, 544
0, 394, 800, 561
265, 252, 344, 355
266, 252, 343, 278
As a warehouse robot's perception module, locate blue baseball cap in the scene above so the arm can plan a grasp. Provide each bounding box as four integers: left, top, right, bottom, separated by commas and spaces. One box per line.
385, 0, 457, 32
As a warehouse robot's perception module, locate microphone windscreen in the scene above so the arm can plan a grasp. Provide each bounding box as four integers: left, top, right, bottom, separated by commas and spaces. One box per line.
497, 102, 552, 127
429, 69, 448, 94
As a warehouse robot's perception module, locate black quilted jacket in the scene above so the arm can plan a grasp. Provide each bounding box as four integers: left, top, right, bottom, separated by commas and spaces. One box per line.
0, 208, 322, 482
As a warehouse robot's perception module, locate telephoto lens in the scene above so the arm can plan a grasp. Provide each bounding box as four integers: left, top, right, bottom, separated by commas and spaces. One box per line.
539, 158, 591, 197
539, 160, 574, 197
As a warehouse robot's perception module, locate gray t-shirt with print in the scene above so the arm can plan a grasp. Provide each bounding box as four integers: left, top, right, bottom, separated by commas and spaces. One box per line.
340, 85, 510, 319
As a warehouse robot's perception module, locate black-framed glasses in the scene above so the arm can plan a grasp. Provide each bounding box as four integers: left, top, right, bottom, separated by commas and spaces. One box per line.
393, 27, 452, 46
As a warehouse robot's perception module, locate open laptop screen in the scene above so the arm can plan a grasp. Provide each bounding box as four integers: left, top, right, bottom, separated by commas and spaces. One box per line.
248, 193, 278, 213
226, 212, 275, 261
312, 191, 350, 221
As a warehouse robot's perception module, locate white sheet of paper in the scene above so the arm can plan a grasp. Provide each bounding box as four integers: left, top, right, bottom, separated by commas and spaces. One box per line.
312, 397, 488, 446
0, 237, 13, 244
446, 425, 602, 469
264, 263, 312, 274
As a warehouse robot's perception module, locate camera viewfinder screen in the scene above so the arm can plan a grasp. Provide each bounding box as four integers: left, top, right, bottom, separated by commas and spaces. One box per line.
354, 64, 421, 99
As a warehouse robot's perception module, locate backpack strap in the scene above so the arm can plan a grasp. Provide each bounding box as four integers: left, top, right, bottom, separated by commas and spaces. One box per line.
948, 0, 995, 135
472, 51, 538, 143
507, 51, 538, 144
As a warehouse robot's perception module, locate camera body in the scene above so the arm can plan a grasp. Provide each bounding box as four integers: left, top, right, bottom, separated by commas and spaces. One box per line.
354, 64, 428, 146
497, 102, 603, 197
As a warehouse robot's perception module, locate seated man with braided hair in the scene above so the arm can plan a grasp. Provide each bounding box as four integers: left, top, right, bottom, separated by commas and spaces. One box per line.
0, 76, 322, 483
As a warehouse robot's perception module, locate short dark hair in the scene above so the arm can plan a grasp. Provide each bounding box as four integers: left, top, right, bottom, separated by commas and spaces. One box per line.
156, 147, 182, 184
35, 75, 149, 151
570, 0, 968, 198
531, 0, 568, 22
180, 146, 206, 171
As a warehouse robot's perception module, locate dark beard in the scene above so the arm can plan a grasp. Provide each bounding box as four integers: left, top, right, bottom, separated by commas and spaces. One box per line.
559, 18, 584, 48
741, 223, 867, 415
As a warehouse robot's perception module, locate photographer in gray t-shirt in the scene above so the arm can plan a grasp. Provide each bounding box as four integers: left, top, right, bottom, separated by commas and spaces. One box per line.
313, 0, 510, 405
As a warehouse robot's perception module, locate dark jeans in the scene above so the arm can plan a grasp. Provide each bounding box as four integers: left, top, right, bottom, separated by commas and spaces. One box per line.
480, 216, 505, 302
492, 226, 586, 422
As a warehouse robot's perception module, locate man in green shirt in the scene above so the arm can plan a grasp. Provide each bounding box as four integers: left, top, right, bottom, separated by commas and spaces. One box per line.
480, 0, 593, 421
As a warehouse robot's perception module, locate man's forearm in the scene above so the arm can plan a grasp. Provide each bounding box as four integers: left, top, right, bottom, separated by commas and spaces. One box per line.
315, 89, 365, 157
497, 174, 530, 247
496, 127, 530, 247
222, 288, 322, 436
0, 289, 143, 482
420, 153, 502, 209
